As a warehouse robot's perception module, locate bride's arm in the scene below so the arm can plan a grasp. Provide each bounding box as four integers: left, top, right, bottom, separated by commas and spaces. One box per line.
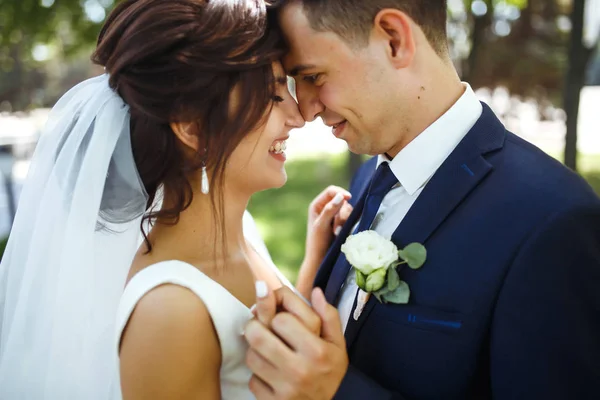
119, 285, 221, 400
296, 186, 353, 298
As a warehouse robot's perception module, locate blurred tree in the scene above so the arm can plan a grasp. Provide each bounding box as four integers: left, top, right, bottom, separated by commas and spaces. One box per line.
0, 0, 110, 110
563, 0, 597, 171
455, 0, 569, 105
449, 0, 599, 173
588, 42, 600, 84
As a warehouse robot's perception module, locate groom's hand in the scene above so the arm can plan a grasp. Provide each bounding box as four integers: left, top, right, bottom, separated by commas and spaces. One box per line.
245, 286, 348, 400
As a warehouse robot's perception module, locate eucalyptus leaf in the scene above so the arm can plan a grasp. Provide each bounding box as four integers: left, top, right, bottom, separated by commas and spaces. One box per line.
374, 292, 384, 304
376, 285, 391, 296
382, 281, 410, 304
387, 267, 400, 291
398, 243, 427, 269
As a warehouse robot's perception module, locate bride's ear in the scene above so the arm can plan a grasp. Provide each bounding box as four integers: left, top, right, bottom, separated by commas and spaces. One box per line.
170, 122, 200, 152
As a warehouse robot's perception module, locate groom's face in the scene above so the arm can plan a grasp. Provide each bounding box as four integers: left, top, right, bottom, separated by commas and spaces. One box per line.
279, 4, 400, 156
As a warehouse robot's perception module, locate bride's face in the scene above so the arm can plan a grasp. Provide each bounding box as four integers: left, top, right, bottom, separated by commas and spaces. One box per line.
225, 62, 304, 194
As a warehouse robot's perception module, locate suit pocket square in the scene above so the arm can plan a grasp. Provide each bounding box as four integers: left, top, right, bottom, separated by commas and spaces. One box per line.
406, 313, 462, 329
373, 304, 464, 334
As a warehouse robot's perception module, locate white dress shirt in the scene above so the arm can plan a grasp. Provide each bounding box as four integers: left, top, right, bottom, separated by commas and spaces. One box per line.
338, 84, 483, 332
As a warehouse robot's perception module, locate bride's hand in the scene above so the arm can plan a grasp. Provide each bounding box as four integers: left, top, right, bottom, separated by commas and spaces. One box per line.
296, 186, 352, 298
307, 186, 353, 256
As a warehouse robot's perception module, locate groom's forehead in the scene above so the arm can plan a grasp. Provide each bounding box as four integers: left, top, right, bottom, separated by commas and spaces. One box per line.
281, 43, 322, 76
278, 4, 346, 73
281, 31, 342, 75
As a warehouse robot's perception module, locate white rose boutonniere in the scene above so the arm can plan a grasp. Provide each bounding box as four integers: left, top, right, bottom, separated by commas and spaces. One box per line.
341, 230, 427, 310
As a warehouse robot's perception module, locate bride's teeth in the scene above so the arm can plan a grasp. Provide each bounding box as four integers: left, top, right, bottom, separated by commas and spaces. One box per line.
269, 140, 287, 154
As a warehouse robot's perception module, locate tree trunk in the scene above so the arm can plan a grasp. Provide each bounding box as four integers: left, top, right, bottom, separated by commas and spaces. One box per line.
563, 0, 592, 171
463, 0, 493, 83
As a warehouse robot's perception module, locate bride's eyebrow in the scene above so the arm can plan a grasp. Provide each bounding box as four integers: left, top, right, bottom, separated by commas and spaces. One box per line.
275, 76, 288, 85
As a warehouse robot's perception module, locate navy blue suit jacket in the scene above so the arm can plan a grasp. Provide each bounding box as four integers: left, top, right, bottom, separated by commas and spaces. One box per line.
315, 104, 600, 399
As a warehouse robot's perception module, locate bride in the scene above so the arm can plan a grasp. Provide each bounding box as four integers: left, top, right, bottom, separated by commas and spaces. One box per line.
0, 0, 351, 398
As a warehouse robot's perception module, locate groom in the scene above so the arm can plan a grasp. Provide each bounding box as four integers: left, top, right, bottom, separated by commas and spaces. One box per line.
244, 1, 600, 399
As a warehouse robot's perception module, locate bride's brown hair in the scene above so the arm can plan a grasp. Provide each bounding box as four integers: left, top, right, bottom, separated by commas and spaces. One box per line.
92, 0, 283, 250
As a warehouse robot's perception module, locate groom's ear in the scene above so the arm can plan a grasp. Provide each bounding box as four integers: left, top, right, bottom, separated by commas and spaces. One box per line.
372, 9, 416, 69
170, 121, 201, 152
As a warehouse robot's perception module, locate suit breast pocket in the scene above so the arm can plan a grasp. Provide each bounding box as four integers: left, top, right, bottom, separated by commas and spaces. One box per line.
371, 302, 464, 335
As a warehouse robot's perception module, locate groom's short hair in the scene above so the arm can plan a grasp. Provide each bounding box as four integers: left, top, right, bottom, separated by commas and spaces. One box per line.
273, 0, 448, 56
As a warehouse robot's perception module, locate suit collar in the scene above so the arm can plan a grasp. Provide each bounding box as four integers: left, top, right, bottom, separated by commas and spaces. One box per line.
377, 83, 483, 196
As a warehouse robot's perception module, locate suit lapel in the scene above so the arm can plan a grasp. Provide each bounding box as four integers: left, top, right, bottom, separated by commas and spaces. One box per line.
344, 103, 506, 350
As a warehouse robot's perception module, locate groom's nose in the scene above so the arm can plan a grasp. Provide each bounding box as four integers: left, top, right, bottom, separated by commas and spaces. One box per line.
296, 84, 325, 123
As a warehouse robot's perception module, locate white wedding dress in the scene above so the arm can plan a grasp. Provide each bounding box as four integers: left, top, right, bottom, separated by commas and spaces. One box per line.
114, 211, 291, 399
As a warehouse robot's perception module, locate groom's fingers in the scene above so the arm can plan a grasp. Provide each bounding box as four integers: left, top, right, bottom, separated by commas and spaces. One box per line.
248, 375, 276, 400
269, 289, 346, 355
245, 318, 297, 373
246, 349, 285, 395
254, 281, 276, 327
270, 311, 324, 356
311, 288, 346, 348
273, 286, 321, 335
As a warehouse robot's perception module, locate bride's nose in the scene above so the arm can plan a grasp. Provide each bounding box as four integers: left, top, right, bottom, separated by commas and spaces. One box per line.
285, 102, 305, 129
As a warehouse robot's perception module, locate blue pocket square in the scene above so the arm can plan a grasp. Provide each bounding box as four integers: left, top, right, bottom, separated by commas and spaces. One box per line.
407, 313, 462, 329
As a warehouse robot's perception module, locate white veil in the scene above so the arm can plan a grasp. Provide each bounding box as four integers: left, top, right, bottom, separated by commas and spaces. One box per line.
0, 74, 148, 399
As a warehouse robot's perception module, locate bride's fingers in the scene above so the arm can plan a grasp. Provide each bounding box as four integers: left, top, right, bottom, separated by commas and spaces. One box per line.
309, 187, 351, 224
254, 281, 276, 327
313, 193, 350, 234
309, 186, 351, 214
333, 201, 353, 236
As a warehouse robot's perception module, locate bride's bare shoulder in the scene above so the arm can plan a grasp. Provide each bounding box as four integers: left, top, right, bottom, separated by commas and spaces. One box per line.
119, 284, 221, 399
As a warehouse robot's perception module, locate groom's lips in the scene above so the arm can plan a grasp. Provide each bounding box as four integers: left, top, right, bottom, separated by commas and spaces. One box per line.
330, 120, 347, 138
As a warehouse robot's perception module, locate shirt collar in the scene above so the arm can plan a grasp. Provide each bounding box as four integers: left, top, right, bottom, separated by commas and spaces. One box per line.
377, 83, 483, 195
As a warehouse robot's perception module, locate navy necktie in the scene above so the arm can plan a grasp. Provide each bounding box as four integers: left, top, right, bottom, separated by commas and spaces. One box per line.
324, 162, 399, 304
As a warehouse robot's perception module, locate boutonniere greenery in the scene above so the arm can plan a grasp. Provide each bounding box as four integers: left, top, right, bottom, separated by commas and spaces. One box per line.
341, 230, 426, 306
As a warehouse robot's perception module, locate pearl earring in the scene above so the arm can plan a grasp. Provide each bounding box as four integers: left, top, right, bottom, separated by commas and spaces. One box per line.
201, 163, 209, 194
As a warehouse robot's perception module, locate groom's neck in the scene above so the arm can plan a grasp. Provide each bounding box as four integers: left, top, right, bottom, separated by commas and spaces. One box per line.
386, 57, 464, 158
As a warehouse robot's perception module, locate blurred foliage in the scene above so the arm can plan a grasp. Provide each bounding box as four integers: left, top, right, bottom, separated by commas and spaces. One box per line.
0, 0, 598, 112
249, 153, 600, 283
0, 0, 111, 110
0, 0, 107, 55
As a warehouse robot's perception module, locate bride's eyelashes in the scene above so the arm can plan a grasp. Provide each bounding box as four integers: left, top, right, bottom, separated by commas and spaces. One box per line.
273, 95, 285, 103
303, 73, 322, 84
